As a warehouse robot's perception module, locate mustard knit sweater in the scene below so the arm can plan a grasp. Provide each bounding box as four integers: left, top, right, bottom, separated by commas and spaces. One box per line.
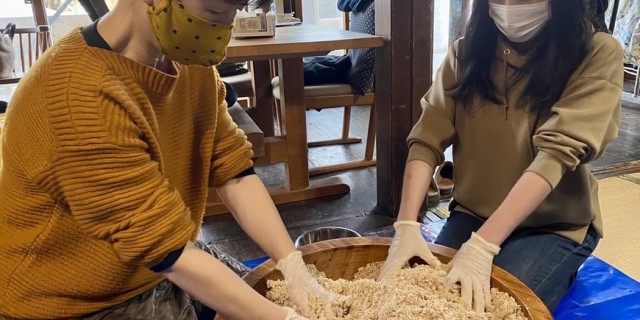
0, 29, 253, 319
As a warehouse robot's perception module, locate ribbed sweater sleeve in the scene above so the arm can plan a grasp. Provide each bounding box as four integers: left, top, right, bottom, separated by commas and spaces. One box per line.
209, 75, 254, 187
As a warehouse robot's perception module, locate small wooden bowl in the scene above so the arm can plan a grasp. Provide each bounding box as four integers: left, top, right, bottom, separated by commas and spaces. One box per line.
217, 237, 552, 320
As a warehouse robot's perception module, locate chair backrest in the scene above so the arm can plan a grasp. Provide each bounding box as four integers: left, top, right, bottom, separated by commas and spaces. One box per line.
345, 1, 376, 95
0, 25, 52, 85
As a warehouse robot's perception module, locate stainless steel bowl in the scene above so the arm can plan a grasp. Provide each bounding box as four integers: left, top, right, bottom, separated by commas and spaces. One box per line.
294, 227, 361, 248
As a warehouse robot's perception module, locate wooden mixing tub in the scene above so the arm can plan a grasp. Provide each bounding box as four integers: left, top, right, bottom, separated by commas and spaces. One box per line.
216, 237, 553, 320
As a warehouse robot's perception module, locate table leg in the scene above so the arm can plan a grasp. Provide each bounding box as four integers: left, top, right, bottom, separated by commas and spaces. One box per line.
277, 58, 310, 190
202, 58, 350, 216
277, 57, 350, 198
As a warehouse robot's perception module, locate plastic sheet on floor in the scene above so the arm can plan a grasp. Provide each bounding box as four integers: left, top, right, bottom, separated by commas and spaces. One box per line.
243, 256, 270, 269
554, 256, 640, 320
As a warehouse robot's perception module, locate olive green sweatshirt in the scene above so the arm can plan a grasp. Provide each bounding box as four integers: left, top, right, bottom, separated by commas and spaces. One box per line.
407, 32, 624, 244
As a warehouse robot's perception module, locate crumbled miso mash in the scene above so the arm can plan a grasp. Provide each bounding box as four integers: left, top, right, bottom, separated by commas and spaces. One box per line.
267, 262, 527, 320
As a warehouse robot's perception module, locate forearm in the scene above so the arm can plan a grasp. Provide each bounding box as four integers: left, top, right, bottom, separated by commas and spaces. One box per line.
477, 171, 552, 246
161, 242, 287, 320
217, 174, 296, 261
397, 160, 435, 221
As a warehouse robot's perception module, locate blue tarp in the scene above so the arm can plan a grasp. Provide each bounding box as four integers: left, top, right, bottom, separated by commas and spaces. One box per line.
243, 256, 269, 269
554, 256, 640, 320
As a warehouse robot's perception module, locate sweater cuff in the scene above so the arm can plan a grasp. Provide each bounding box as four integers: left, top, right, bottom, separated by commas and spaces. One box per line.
234, 167, 256, 179
407, 143, 440, 170
150, 245, 186, 273
525, 151, 567, 189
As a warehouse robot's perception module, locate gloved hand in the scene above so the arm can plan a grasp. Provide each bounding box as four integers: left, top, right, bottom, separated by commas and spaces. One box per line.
276, 251, 336, 316
378, 221, 442, 281
283, 307, 309, 320
445, 232, 500, 313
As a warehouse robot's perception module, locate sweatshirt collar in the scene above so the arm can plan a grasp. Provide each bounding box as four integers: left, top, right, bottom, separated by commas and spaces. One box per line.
496, 37, 528, 69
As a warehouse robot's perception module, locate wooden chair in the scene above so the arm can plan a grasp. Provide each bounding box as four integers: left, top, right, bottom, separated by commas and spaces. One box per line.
219, 62, 256, 109
624, 64, 639, 98
271, 3, 377, 176
0, 25, 52, 85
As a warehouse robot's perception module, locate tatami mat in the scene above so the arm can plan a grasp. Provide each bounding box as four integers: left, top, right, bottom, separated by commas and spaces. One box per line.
593, 173, 640, 281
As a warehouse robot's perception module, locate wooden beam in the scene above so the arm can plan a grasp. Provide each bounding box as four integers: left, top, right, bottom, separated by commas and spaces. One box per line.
30, 0, 50, 26
375, 0, 433, 217
412, 0, 434, 123
282, 0, 292, 14
292, 0, 303, 20
204, 177, 350, 216
252, 136, 288, 166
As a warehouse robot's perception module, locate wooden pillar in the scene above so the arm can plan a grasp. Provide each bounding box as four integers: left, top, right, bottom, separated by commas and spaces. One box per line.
283, 0, 302, 16
375, 0, 434, 216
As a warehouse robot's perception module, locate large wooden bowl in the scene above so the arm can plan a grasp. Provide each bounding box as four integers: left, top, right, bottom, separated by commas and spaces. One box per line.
218, 237, 552, 320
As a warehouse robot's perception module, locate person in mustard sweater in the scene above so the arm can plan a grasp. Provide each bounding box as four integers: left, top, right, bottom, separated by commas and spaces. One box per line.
0, 0, 333, 319
378, 0, 623, 314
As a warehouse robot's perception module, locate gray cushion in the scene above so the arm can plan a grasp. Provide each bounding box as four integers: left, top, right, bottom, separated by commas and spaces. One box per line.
271, 76, 361, 99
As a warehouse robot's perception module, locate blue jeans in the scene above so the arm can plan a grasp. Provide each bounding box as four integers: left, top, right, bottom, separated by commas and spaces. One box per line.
435, 210, 600, 312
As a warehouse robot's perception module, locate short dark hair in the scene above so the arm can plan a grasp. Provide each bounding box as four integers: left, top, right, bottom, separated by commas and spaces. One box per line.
248, 0, 272, 10
450, 0, 593, 112
223, 0, 250, 6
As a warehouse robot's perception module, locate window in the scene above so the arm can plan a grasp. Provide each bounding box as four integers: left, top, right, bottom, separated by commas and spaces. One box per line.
1, 0, 92, 42
298, 0, 450, 73
433, 0, 451, 73
0, 0, 91, 99
1, 0, 46, 28
301, 0, 343, 30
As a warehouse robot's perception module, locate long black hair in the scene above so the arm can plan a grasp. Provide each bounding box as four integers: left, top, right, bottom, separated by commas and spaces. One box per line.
450, 0, 593, 112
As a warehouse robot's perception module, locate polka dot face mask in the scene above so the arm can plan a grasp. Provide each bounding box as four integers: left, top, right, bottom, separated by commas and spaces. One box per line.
148, 0, 233, 66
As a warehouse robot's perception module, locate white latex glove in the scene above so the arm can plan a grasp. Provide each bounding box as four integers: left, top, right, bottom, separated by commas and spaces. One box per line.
283, 307, 309, 320
378, 221, 442, 281
445, 232, 501, 313
276, 251, 336, 316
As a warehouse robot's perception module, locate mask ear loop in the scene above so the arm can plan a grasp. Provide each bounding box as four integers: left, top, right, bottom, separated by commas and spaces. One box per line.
154, 54, 166, 69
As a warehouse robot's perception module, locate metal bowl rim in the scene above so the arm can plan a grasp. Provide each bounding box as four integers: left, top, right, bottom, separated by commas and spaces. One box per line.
294, 226, 361, 247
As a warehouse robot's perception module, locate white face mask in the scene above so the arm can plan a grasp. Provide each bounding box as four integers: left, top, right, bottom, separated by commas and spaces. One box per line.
489, 1, 550, 43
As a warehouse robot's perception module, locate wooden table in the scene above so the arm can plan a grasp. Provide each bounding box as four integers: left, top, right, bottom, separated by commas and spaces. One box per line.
208, 24, 383, 213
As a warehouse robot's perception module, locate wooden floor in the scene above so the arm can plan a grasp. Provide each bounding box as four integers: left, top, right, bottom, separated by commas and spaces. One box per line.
200, 83, 640, 263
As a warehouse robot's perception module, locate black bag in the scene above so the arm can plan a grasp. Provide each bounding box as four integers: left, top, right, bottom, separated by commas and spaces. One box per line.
216, 62, 250, 77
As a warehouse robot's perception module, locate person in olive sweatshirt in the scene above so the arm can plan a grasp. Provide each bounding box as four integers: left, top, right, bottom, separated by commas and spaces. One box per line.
378, 0, 623, 313
0, 0, 333, 319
